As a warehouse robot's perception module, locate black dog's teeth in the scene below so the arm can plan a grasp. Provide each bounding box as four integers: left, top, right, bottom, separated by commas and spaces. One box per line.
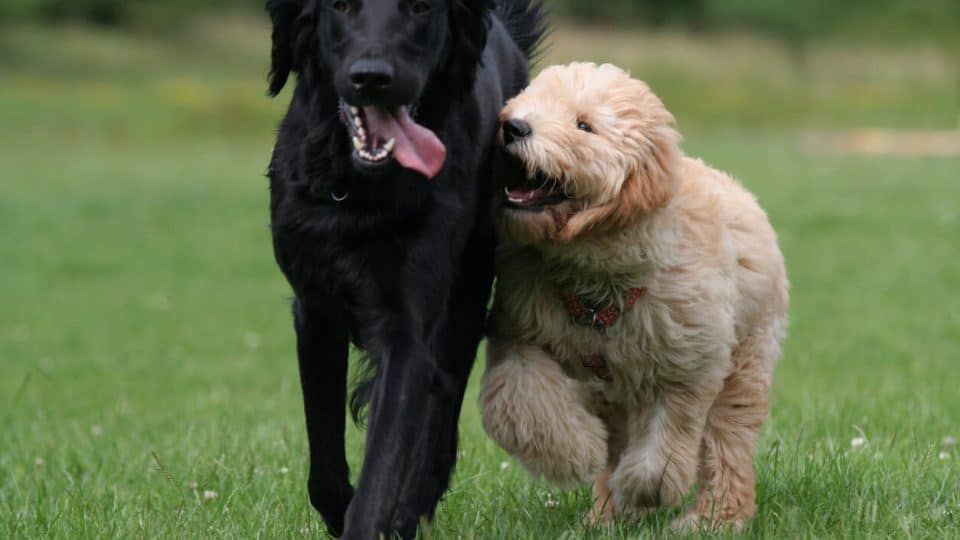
345, 105, 396, 163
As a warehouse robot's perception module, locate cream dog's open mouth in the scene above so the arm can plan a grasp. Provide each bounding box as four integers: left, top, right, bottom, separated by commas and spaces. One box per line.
504, 170, 569, 211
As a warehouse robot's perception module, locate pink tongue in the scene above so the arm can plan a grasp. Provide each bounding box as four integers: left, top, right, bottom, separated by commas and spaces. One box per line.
363, 106, 447, 179
507, 188, 546, 202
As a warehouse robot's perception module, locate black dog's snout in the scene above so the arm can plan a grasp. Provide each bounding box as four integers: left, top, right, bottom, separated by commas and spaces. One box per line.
349, 58, 395, 92
502, 119, 532, 144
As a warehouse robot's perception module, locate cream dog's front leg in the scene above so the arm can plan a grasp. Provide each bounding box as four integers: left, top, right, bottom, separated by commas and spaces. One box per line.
480, 338, 607, 487
608, 382, 721, 511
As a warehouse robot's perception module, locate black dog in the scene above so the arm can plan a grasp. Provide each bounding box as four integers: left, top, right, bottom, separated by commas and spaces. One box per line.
265, 0, 545, 537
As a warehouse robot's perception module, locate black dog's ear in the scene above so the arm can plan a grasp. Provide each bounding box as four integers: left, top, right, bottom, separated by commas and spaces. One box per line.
267, 0, 312, 96
444, 0, 495, 97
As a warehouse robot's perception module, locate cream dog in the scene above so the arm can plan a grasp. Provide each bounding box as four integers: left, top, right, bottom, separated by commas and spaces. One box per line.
480, 63, 789, 529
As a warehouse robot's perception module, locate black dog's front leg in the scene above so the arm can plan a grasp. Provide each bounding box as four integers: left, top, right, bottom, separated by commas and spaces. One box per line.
401, 236, 496, 524
341, 315, 448, 539
340, 206, 487, 539
293, 298, 353, 537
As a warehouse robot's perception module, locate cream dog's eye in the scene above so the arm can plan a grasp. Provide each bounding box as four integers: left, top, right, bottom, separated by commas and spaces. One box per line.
577, 120, 593, 133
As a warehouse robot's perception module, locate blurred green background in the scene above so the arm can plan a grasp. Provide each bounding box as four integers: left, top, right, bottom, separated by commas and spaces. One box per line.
1, 1, 958, 538
3, 0, 960, 43
2, 0, 958, 137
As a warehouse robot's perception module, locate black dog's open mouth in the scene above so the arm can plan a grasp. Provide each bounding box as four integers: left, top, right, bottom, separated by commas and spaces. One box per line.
339, 101, 447, 179
504, 170, 568, 211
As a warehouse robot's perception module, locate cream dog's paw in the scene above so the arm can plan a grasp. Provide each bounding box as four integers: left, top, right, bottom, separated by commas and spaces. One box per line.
669, 511, 745, 535
481, 343, 606, 486
608, 453, 694, 511
587, 471, 619, 525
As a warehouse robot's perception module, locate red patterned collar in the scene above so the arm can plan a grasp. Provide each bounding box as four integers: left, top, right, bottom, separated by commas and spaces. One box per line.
561, 287, 647, 330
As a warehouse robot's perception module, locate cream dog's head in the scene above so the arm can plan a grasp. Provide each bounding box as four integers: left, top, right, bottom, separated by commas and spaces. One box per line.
497, 62, 682, 244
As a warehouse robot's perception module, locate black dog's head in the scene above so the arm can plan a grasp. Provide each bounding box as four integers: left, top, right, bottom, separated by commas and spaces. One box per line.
267, 0, 495, 178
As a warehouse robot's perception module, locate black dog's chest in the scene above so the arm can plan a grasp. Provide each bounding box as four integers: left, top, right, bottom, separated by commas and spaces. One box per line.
274, 214, 413, 296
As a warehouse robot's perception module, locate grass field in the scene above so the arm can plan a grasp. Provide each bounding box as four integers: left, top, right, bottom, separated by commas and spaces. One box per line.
1, 15, 959, 539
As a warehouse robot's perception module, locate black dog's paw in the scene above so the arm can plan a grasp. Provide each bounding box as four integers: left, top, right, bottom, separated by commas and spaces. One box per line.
308, 480, 354, 537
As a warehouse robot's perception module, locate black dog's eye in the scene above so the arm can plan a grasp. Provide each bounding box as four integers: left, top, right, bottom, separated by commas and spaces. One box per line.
411, 1, 432, 15
577, 120, 593, 133
331, 0, 350, 13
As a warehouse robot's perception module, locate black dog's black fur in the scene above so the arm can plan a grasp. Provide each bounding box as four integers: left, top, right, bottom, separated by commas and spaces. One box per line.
265, 1, 546, 538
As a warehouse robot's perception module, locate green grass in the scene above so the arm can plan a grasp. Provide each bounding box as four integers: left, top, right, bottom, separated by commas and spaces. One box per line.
1, 16, 959, 539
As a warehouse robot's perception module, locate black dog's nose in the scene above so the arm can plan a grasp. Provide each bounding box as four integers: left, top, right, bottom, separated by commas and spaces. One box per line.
502, 119, 532, 144
349, 58, 395, 91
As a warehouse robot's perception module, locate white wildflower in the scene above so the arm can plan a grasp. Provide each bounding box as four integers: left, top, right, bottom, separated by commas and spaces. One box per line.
34, 457, 45, 467
850, 437, 866, 448
10, 324, 29, 341
943, 436, 957, 447
203, 490, 218, 500
90, 425, 103, 437
144, 293, 172, 311
280, 467, 289, 475
243, 332, 262, 350
938, 451, 950, 461
499, 461, 510, 470
188, 480, 199, 490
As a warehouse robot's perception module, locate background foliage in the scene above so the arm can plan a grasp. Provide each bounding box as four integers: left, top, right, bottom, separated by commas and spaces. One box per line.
2, 0, 959, 44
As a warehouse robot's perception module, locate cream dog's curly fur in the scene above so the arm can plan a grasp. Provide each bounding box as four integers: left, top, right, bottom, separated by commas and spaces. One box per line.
480, 63, 789, 529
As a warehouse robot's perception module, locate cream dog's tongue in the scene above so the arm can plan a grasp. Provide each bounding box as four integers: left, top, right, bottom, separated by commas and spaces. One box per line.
506, 187, 549, 203
363, 106, 446, 179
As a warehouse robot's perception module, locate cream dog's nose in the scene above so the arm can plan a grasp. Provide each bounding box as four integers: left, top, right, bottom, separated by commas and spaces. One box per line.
502, 118, 532, 145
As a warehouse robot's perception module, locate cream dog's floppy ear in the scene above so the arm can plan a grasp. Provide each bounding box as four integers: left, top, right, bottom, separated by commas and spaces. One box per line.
557, 120, 682, 241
